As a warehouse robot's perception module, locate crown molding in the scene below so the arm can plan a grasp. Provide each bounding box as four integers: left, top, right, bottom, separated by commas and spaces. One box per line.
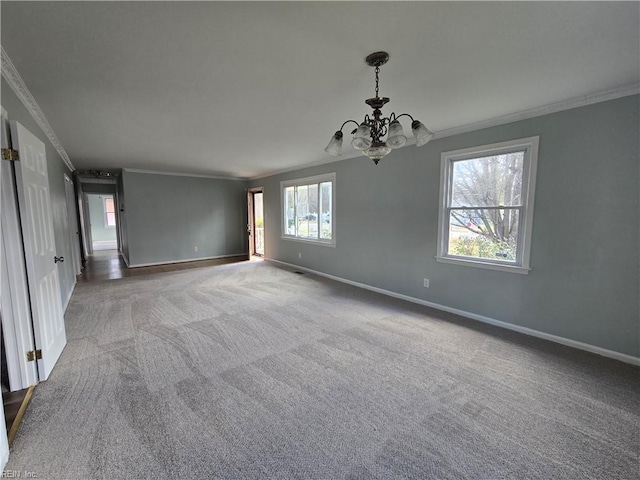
434, 82, 640, 140
249, 82, 640, 181
122, 168, 246, 181
1, 47, 75, 172
249, 157, 342, 181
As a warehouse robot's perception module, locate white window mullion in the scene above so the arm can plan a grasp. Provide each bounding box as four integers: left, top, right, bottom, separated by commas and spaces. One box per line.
294, 187, 297, 236
318, 183, 322, 240
315, 183, 320, 240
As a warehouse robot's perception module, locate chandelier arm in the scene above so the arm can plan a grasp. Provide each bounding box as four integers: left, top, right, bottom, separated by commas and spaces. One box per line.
391, 113, 415, 123
339, 120, 361, 132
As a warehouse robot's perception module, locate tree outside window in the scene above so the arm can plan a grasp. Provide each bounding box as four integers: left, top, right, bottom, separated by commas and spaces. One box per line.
448, 151, 524, 261
437, 137, 539, 273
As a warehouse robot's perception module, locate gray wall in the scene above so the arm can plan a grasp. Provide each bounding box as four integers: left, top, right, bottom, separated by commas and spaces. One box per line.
1, 77, 78, 307
87, 194, 117, 243
249, 95, 639, 357
121, 170, 247, 266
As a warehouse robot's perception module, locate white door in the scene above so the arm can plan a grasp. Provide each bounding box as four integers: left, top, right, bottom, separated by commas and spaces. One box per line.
1, 115, 38, 390
0, 110, 10, 479
11, 120, 66, 381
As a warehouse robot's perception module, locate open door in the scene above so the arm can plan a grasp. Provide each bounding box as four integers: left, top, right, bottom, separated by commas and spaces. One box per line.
0, 109, 10, 479
11, 121, 66, 381
247, 188, 264, 257
0, 115, 38, 391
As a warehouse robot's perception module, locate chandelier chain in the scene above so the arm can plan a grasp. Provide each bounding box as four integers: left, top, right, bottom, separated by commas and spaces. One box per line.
375, 66, 380, 97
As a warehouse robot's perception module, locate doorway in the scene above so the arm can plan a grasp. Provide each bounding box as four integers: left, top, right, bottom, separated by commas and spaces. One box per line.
248, 188, 264, 257
86, 193, 118, 251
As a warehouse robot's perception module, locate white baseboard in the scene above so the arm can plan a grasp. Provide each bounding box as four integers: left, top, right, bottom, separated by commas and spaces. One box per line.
128, 253, 247, 269
267, 259, 640, 366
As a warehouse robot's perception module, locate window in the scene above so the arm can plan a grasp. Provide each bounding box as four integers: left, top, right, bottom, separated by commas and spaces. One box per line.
104, 197, 116, 227
437, 137, 539, 274
281, 173, 335, 246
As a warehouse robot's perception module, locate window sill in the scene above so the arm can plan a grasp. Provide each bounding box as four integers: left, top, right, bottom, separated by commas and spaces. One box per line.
435, 255, 530, 274
282, 236, 336, 248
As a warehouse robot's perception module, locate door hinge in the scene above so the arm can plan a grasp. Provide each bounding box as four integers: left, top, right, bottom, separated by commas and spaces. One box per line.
26, 349, 42, 362
1, 148, 19, 161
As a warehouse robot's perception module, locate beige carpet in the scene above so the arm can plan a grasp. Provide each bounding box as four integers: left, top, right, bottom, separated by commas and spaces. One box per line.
6, 260, 639, 479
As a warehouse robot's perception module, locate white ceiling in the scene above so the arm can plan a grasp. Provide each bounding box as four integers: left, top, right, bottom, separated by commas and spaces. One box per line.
1, 1, 638, 179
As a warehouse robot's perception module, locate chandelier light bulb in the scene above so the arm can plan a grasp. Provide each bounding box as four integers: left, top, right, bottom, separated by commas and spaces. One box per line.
387, 120, 407, 149
324, 131, 343, 156
351, 123, 372, 151
411, 120, 434, 147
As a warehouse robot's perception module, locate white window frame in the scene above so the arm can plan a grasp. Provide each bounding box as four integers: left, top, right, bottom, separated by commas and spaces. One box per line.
104, 196, 116, 227
281, 172, 336, 247
436, 136, 539, 274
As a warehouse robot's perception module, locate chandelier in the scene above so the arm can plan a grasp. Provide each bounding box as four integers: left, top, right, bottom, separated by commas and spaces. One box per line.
324, 51, 434, 165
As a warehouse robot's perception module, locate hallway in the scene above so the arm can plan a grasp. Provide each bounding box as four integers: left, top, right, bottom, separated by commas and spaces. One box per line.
79, 251, 249, 282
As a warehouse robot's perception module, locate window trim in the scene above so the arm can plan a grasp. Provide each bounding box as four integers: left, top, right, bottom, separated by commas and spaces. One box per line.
436, 136, 539, 274
280, 172, 336, 247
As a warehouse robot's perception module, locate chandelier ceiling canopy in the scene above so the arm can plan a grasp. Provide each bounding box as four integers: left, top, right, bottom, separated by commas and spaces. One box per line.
325, 51, 434, 165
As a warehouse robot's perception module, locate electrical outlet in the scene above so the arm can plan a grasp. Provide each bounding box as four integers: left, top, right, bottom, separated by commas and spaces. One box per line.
194, 246, 198, 252
423, 278, 430, 288
298, 252, 302, 259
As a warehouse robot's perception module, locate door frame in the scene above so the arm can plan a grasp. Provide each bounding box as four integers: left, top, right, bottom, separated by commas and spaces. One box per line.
81, 191, 93, 256
64, 174, 82, 275
247, 187, 264, 257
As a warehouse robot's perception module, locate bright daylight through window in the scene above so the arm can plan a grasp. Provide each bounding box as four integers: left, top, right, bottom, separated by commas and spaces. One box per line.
282, 173, 335, 246
437, 137, 539, 273
104, 197, 116, 227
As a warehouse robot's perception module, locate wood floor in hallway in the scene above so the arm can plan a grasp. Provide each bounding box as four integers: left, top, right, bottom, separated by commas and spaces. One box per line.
78, 250, 249, 282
